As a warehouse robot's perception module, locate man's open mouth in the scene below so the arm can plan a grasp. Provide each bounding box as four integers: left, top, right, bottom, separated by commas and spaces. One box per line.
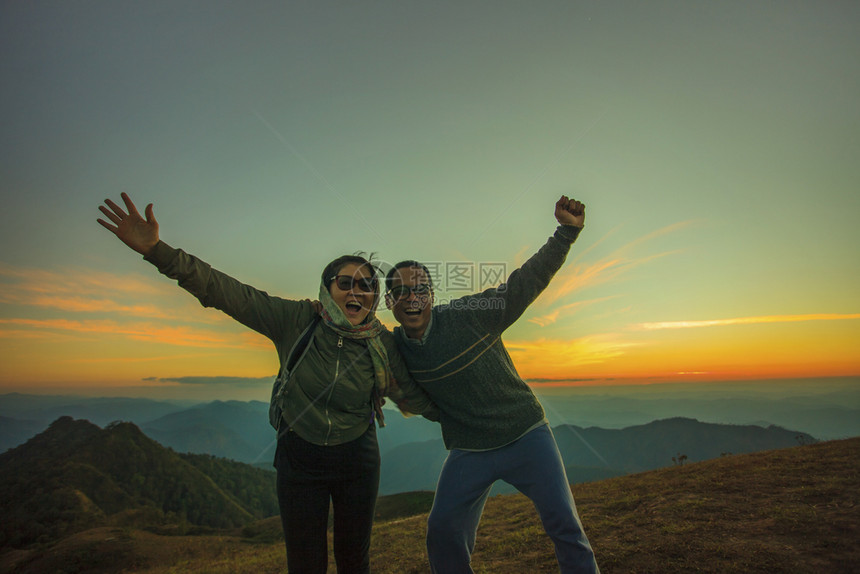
404, 307, 422, 316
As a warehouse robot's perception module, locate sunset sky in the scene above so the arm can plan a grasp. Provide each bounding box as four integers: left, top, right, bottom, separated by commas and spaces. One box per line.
1, 1, 858, 400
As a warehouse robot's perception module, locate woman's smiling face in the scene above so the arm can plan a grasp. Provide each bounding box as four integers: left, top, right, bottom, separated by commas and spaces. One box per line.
328, 262, 378, 325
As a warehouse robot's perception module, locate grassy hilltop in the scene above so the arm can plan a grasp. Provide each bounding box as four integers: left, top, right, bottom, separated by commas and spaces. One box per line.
2, 437, 857, 574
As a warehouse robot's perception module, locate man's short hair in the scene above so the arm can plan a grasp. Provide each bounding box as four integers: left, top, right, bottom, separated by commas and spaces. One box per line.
385, 260, 434, 292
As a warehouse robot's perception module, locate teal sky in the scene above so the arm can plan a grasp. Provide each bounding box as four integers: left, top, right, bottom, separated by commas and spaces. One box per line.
1, 1, 858, 398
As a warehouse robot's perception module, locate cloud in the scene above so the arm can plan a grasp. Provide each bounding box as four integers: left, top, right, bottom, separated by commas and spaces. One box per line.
528, 296, 618, 327
145, 375, 275, 387
68, 354, 208, 364
504, 334, 640, 377
526, 377, 605, 384
518, 221, 696, 332
16, 295, 171, 317
537, 220, 697, 306
0, 263, 193, 320
0, 328, 64, 340
634, 313, 860, 330
0, 263, 165, 296
0, 262, 270, 350
239, 331, 274, 350
0, 318, 250, 348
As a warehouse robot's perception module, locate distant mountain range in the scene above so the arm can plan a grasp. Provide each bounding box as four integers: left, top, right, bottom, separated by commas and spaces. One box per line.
1, 390, 844, 495
0, 393, 193, 427
532, 384, 860, 441
9, 395, 815, 495
4, 383, 857, 455
378, 417, 817, 495
142, 400, 277, 466
0, 411, 823, 552
0, 395, 447, 465
2, 416, 855, 573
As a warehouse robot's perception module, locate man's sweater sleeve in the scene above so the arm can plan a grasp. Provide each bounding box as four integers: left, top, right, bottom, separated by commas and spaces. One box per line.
144, 240, 302, 342
469, 225, 582, 334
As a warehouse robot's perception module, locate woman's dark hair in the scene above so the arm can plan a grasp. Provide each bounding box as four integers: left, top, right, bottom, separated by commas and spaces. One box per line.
385, 260, 434, 291
321, 252, 380, 296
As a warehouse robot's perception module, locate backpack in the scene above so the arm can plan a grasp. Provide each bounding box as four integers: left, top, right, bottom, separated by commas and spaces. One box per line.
268, 314, 323, 433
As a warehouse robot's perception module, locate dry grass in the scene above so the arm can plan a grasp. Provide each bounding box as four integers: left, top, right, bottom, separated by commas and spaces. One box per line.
466, 437, 859, 573
2, 438, 857, 574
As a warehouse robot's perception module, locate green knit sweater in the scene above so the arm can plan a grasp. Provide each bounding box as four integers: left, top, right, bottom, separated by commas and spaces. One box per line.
393, 225, 581, 451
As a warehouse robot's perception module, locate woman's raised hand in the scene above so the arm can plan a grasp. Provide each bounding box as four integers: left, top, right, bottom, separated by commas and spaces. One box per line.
97, 192, 160, 256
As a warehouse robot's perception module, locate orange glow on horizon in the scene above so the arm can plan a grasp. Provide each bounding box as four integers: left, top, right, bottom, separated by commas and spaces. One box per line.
636, 313, 860, 330
0, 318, 244, 348
507, 315, 860, 384
1, 258, 857, 394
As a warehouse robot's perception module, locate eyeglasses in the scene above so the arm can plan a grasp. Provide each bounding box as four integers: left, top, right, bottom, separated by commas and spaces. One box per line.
387, 283, 432, 301
330, 275, 377, 293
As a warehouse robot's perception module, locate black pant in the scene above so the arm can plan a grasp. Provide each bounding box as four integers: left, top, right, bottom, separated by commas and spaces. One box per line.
275, 424, 380, 574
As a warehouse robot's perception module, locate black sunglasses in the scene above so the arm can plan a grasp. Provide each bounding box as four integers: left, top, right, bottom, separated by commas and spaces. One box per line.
387, 283, 432, 301
330, 275, 377, 293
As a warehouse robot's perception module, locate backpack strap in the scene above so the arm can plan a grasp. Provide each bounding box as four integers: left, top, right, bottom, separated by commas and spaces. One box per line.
269, 314, 323, 434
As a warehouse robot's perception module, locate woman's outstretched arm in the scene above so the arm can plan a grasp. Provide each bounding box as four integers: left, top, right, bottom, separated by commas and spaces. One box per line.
96, 192, 308, 346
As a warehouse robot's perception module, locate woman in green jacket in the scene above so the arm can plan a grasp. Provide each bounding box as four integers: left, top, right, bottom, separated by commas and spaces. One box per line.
98, 193, 438, 574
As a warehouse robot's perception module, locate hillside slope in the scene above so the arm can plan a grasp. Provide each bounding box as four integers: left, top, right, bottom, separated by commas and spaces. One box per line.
372, 437, 858, 573
0, 417, 277, 549
2, 438, 856, 573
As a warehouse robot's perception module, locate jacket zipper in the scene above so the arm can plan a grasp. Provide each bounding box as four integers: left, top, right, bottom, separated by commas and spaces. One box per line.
324, 336, 343, 446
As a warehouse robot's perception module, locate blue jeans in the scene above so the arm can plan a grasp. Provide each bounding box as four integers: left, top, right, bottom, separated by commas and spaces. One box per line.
427, 424, 600, 574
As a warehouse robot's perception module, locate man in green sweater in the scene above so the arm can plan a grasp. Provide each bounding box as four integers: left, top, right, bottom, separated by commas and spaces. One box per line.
385, 196, 600, 574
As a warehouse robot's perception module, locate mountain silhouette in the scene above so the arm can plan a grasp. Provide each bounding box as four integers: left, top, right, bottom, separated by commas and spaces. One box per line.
379, 417, 817, 495
0, 417, 277, 549
3, 438, 855, 573
142, 400, 274, 464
